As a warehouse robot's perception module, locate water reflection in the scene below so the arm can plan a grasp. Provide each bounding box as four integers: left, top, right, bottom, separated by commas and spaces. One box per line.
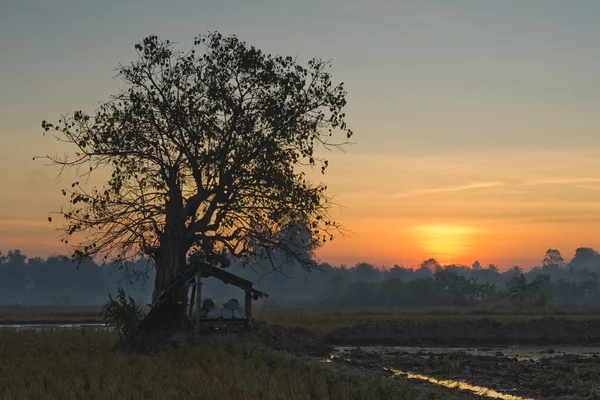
324, 351, 534, 400
385, 367, 534, 400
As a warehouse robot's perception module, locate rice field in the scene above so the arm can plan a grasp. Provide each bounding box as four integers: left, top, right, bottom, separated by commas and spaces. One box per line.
3, 306, 600, 399
0, 327, 462, 400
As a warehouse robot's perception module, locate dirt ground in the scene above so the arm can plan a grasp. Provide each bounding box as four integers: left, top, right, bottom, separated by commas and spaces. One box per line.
322, 316, 600, 399
337, 347, 600, 400
324, 316, 600, 347
208, 323, 600, 399
310, 315, 600, 399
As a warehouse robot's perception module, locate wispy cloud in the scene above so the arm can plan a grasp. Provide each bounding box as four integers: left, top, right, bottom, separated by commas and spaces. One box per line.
390, 182, 504, 198
521, 177, 600, 186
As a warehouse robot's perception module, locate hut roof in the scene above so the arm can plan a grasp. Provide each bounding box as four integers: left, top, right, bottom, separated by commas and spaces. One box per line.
157, 260, 269, 303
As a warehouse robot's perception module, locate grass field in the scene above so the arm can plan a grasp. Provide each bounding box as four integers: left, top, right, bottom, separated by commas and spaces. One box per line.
3, 306, 600, 398
0, 306, 102, 323
256, 306, 600, 337
3, 305, 600, 328
0, 327, 463, 400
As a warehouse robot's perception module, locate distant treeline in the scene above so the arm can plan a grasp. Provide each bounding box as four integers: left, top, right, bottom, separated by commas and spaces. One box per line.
1, 247, 599, 307
0, 250, 153, 306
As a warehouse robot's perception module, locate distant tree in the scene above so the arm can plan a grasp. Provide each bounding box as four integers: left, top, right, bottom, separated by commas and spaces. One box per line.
505, 273, 546, 306
507, 265, 522, 277
580, 279, 599, 301
343, 281, 373, 307
570, 247, 600, 272
542, 249, 565, 269
472, 260, 482, 270
0, 250, 27, 299
445, 264, 469, 276
496, 265, 521, 287
486, 264, 499, 273
479, 282, 498, 302
39, 33, 352, 327
534, 273, 553, 293
7, 250, 26, 266
387, 265, 412, 280
322, 274, 345, 305
421, 258, 441, 272
353, 262, 379, 281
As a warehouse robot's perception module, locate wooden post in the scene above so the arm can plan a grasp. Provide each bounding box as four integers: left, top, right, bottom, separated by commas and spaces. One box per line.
194, 272, 202, 338
244, 289, 252, 330
188, 276, 196, 319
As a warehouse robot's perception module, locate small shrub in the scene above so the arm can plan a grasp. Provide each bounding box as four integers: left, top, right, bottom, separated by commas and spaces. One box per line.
101, 287, 147, 341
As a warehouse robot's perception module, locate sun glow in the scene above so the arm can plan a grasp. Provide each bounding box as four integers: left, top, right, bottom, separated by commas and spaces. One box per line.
411, 224, 480, 264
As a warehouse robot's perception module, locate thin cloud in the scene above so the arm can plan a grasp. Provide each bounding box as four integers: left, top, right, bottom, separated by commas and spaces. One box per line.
390, 182, 504, 198
521, 177, 600, 186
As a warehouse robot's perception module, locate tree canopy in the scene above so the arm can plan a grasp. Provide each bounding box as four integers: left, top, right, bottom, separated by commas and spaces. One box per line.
40, 33, 352, 276
40, 33, 353, 309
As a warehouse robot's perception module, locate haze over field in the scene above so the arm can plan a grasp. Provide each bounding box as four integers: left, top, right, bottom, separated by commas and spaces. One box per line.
2, 1, 600, 270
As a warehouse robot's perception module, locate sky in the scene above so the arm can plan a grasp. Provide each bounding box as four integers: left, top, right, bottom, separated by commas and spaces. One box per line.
1, 0, 600, 270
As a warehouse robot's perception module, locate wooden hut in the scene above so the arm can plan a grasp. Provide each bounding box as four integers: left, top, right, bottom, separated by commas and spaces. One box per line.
155, 260, 268, 331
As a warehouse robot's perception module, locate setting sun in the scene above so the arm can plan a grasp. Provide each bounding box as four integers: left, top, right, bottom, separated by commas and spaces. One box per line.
411, 224, 480, 265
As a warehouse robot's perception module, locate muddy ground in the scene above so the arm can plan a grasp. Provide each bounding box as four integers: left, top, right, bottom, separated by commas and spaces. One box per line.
322, 317, 600, 399
324, 316, 600, 347
337, 347, 600, 399
201, 322, 600, 399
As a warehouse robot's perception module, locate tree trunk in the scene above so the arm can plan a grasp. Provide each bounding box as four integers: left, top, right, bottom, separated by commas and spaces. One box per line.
142, 194, 191, 334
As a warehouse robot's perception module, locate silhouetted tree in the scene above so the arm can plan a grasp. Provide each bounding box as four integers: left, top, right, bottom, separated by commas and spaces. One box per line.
505, 265, 522, 279
0, 250, 27, 299
40, 33, 352, 326
486, 264, 499, 273
570, 247, 600, 272
353, 262, 380, 281
543, 249, 565, 269
421, 258, 441, 272
387, 265, 412, 280
505, 273, 546, 306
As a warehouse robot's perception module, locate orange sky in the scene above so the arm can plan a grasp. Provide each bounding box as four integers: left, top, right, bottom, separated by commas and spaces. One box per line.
2, 2, 600, 270
310, 150, 600, 269
3, 147, 599, 270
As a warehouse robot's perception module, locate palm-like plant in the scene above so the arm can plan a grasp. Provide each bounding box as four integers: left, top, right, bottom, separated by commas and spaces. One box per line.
504, 274, 546, 306
101, 287, 147, 341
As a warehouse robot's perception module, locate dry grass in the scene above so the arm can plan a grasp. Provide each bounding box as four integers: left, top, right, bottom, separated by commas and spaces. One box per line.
4, 306, 589, 398
3, 304, 600, 334
0, 327, 458, 400
3, 304, 600, 331
0, 307, 102, 322
256, 306, 600, 337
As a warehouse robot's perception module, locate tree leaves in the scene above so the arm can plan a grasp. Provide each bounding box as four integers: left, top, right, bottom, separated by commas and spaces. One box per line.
41, 32, 353, 273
